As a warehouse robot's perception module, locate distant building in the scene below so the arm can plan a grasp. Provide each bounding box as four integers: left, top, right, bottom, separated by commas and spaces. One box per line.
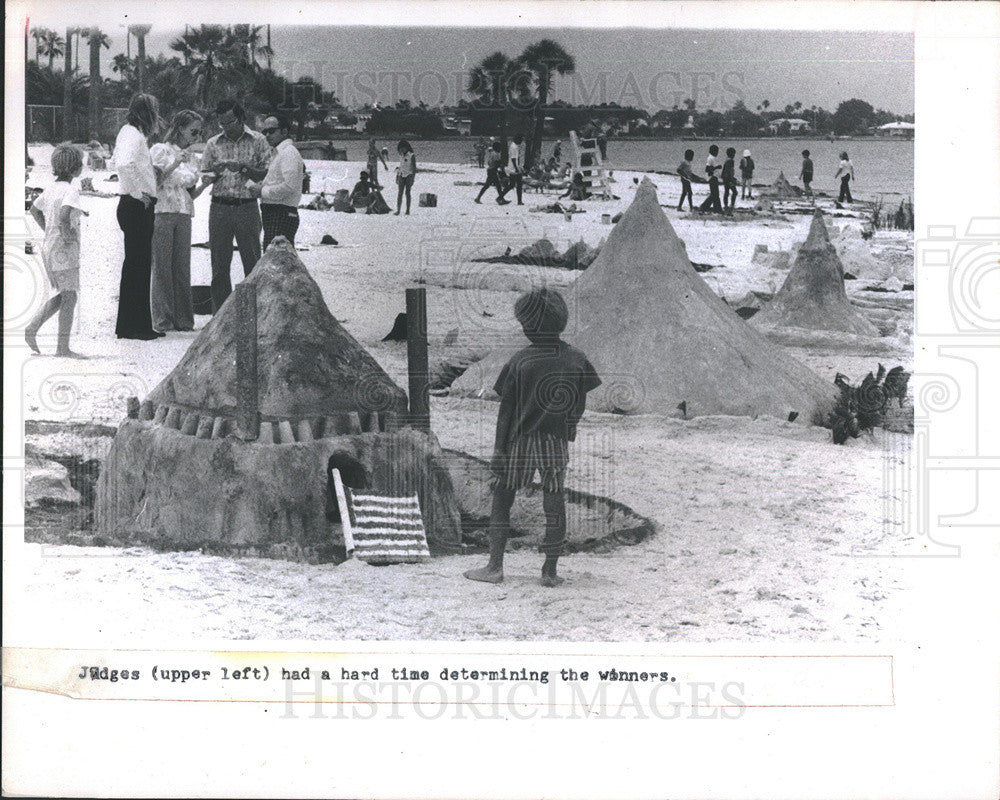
876, 121, 915, 138
767, 117, 812, 133
442, 116, 472, 135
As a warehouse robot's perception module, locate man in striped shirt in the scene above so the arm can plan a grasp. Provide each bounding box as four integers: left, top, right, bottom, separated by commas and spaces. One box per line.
200, 100, 271, 311
464, 288, 601, 588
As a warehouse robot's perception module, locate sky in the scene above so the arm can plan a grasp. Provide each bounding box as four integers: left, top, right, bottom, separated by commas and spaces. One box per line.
24, 21, 914, 114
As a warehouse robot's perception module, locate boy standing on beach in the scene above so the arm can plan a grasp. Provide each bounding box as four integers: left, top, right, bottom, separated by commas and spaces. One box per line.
800, 149, 814, 197
676, 148, 695, 211
464, 288, 601, 588
722, 147, 738, 211
739, 149, 755, 199
698, 144, 723, 213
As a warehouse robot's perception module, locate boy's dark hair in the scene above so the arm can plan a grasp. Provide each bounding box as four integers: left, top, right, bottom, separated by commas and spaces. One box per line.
216, 99, 245, 122
726, 147, 736, 157
397, 139, 412, 154
684, 149, 694, 160
513, 134, 523, 144
709, 144, 719, 155
360, 170, 369, 180
514, 288, 568, 336
802, 149, 810, 157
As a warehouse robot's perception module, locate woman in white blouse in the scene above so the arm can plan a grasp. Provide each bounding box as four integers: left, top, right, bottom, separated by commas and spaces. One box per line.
149, 110, 205, 332
113, 94, 162, 340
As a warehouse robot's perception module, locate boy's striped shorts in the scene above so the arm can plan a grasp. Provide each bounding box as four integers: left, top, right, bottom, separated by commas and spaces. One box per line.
492, 432, 569, 494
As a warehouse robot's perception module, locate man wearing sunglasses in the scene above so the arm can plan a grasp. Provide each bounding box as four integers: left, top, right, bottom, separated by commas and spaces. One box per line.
200, 99, 271, 311
248, 115, 304, 250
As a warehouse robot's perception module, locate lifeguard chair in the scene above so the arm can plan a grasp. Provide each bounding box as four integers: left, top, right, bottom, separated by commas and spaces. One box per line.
569, 130, 613, 200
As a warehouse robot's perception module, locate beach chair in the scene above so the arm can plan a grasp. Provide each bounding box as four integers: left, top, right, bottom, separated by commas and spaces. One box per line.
330, 467, 431, 565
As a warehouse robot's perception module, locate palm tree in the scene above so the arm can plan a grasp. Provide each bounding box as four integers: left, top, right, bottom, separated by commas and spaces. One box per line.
40, 29, 65, 71
63, 28, 76, 140
84, 28, 111, 140
264, 24, 273, 70
128, 25, 152, 91
30, 27, 47, 63
518, 39, 575, 166
468, 51, 522, 150
170, 25, 233, 109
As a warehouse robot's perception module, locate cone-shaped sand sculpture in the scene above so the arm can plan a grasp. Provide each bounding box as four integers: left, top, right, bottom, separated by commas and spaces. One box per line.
451, 180, 835, 422
752, 211, 879, 336
96, 239, 461, 559
148, 241, 408, 419
763, 171, 799, 199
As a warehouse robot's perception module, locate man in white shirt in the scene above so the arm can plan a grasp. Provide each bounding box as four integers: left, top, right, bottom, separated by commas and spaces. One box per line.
507, 134, 525, 205
249, 115, 304, 249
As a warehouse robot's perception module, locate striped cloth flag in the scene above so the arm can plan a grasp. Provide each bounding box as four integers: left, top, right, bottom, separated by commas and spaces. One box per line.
348, 492, 431, 565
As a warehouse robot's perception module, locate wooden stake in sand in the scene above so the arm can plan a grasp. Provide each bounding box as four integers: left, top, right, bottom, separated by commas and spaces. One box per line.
405, 288, 430, 432
234, 282, 260, 441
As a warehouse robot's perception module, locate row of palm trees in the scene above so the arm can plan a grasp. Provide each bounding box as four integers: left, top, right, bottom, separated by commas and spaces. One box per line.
28, 23, 276, 140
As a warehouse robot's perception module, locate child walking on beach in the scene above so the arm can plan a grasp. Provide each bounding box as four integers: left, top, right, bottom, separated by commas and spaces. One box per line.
835, 151, 854, 203
722, 147, 738, 211
26, 143, 87, 358
698, 145, 723, 213
464, 288, 601, 587
739, 149, 755, 199
676, 149, 695, 211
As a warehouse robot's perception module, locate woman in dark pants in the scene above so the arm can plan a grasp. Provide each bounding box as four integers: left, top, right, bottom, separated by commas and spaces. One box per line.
113, 94, 162, 340
835, 151, 855, 203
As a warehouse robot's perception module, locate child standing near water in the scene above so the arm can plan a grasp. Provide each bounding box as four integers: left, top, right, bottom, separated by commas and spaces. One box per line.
739, 149, 755, 199
464, 288, 601, 587
26, 143, 87, 358
676, 149, 695, 211
800, 150, 814, 197
722, 147, 738, 211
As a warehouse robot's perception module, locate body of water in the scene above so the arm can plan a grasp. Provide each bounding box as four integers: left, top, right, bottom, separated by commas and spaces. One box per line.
338, 137, 914, 198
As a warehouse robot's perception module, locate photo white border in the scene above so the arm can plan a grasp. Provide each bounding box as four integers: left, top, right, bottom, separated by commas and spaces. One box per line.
4, 2, 999, 798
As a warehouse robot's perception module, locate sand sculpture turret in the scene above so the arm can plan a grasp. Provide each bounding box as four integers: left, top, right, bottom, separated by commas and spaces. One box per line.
452, 179, 834, 423
95, 240, 462, 560
752, 210, 879, 336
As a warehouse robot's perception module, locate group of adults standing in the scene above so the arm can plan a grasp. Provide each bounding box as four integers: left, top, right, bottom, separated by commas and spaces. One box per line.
112, 93, 305, 340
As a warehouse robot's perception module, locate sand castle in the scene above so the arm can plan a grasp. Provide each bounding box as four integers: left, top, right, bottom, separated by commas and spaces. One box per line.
753, 210, 879, 336
95, 240, 462, 560
451, 179, 835, 422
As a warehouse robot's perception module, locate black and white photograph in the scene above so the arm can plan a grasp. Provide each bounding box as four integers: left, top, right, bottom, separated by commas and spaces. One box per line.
4, 1, 998, 798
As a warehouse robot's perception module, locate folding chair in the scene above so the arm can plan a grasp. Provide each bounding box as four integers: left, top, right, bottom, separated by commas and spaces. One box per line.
330, 467, 431, 565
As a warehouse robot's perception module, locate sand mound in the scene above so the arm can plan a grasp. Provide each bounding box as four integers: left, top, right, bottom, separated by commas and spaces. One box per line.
752, 212, 879, 336
148, 239, 408, 419
451, 179, 834, 423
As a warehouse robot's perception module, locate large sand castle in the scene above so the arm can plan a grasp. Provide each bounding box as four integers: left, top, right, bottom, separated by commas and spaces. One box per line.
452, 179, 835, 423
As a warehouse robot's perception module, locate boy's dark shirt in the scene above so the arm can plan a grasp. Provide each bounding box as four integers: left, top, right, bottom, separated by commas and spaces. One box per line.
722, 157, 736, 184
739, 156, 754, 178
802, 158, 814, 180
493, 340, 601, 452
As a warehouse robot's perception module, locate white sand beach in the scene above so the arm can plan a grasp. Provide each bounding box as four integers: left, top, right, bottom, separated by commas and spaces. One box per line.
13, 146, 915, 644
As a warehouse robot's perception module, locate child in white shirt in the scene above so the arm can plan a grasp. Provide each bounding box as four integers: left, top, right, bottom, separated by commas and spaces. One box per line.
27, 143, 87, 358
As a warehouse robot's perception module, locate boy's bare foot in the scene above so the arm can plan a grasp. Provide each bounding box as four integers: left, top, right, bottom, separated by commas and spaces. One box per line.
55, 349, 88, 359
464, 566, 503, 584
541, 574, 565, 588
25, 330, 40, 354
